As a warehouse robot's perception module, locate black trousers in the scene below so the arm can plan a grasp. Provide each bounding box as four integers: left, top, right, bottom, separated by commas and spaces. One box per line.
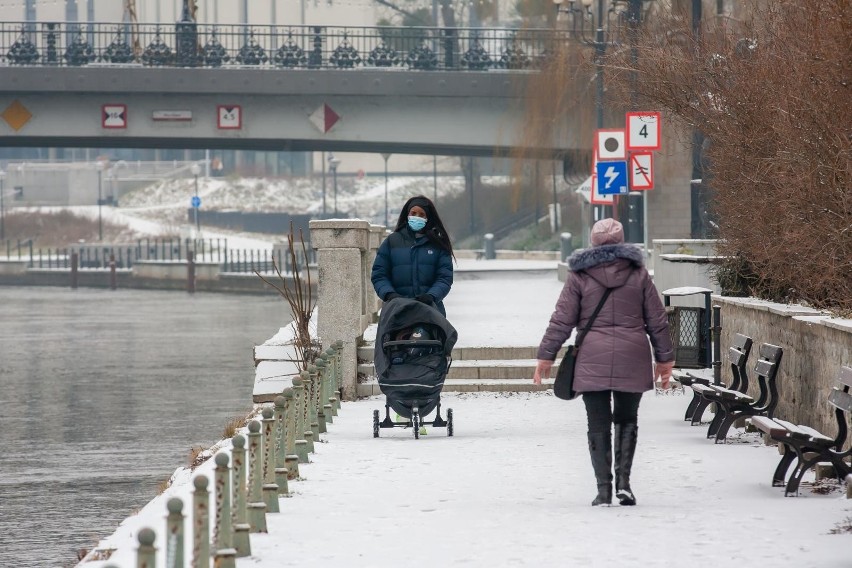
582, 390, 643, 434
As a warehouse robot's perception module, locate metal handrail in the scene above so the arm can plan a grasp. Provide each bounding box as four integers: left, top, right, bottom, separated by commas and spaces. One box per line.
0, 21, 568, 72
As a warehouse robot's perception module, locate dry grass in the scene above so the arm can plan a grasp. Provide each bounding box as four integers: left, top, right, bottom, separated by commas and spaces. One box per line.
2, 210, 142, 248
155, 475, 171, 495
188, 445, 209, 470
223, 414, 249, 438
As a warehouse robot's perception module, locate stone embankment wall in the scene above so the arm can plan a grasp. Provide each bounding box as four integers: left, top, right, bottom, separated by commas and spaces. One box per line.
716, 296, 852, 447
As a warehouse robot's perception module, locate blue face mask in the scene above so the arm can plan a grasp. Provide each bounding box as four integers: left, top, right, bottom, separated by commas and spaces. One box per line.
407, 216, 427, 232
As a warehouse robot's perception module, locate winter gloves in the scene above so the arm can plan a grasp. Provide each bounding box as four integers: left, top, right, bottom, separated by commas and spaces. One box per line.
383, 292, 435, 305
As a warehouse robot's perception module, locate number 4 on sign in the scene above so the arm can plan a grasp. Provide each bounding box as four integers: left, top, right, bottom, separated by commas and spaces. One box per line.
626, 111, 661, 151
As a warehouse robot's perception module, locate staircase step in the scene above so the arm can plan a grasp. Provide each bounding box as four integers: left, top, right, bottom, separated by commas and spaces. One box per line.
358, 344, 563, 363
358, 358, 557, 381
356, 378, 555, 397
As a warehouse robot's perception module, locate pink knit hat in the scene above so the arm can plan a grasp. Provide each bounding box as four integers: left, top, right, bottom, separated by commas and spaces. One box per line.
590, 218, 624, 246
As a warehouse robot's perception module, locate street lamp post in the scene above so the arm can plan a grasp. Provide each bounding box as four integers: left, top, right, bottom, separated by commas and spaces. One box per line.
0, 169, 6, 241
553, 0, 650, 240
95, 160, 105, 241
328, 156, 341, 216
191, 162, 201, 234
381, 153, 392, 227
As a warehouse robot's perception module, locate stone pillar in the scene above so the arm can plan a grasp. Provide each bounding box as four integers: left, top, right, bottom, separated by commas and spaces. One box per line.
310, 219, 371, 401
367, 224, 386, 321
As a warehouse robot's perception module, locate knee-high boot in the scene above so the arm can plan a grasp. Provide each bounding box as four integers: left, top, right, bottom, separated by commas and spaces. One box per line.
614, 423, 638, 506
587, 432, 612, 506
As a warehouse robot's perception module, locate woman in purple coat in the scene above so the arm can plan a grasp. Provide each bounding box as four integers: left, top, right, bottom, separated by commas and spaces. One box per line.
534, 219, 674, 506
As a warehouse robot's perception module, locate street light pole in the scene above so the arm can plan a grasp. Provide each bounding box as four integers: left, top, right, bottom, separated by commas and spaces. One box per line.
95, 161, 105, 241
555, 0, 651, 235
328, 156, 341, 216
381, 153, 391, 227
0, 169, 6, 241
191, 162, 202, 234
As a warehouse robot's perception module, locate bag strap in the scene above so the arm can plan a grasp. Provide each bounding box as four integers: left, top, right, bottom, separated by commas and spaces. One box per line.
574, 288, 613, 349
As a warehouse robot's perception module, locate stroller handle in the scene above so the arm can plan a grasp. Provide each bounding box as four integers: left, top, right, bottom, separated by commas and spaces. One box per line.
382, 339, 443, 349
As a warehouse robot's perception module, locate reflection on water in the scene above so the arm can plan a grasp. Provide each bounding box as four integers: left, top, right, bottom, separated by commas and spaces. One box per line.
0, 286, 289, 568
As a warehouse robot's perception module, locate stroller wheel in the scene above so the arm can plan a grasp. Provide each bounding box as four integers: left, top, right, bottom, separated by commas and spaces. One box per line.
412, 412, 420, 439
447, 408, 454, 437
373, 409, 380, 438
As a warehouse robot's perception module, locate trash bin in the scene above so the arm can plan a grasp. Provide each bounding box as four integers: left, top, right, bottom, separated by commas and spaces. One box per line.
662, 286, 713, 369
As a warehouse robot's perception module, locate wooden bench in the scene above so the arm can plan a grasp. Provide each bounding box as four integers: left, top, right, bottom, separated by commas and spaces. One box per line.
750, 366, 852, 496
674, 333, 753, 425
693, 342, 784, 443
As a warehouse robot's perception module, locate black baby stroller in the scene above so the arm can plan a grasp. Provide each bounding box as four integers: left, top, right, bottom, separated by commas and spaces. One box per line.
373, 297, 458, 439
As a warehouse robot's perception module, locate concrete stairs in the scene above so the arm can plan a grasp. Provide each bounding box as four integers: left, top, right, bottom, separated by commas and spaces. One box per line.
356, 344, 561, 397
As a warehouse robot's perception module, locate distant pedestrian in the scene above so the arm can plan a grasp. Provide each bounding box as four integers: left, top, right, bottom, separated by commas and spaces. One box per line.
533, 218, 674, 506
371, 195, 455, 317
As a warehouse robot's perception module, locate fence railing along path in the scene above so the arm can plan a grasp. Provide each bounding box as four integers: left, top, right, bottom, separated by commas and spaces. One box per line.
83, 341, 343, 567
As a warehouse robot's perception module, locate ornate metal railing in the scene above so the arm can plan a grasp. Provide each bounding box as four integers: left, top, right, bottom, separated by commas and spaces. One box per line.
0, 21, 566, 71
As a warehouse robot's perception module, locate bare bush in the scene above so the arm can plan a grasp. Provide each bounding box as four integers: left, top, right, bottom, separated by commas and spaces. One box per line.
604, 0, 851, 312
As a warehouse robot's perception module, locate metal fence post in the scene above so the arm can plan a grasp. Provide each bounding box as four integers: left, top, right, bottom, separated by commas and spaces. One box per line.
260, 407, 280, 513
137, 527, 156, 568
314, 357, 328, 433
187, 250, 195, 294
282, 388, 300, 480
213, 452, 236, 568
191, 475, 209, 568
291, 377, 309, 463
230, 434, 251, 558
70, 251, 78, 289
273, 396, 290, 495
165, 497, 184, 568
246, 420, 268, 533
300, 370, 316, 453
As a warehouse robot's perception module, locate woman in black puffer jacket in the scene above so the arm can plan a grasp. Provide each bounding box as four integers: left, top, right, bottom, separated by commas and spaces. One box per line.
371, 195, 455, 316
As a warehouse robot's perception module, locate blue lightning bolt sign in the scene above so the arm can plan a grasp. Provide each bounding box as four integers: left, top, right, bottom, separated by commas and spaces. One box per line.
595, 161, 628, 195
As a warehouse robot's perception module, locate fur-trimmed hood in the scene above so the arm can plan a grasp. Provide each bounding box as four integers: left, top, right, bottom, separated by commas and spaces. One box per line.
568, 243, 644, 272
568, 243, 644, 290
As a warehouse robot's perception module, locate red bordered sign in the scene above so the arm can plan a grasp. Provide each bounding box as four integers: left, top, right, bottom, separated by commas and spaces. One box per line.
626, 111, 661, 151
218, 105, 242, 130
629, 152, 654, 190
102, 104, 127, 129
590, 175, 614, 205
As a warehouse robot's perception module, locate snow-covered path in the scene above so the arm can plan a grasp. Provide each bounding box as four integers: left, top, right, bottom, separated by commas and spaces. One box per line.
241, 392, 850, 568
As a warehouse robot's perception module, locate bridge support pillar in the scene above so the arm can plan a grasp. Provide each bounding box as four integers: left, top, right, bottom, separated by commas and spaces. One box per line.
311, 220, 374, 401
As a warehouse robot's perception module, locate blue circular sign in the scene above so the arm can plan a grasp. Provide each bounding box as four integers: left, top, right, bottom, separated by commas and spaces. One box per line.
191, 196, 201, 208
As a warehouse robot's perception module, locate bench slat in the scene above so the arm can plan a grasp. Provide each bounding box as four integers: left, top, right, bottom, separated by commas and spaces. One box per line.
796, 425, 835, 444
733, 333, 753, 351
758, 342, 783, 362
828, 388, 852, 413
705, 385, 753, 402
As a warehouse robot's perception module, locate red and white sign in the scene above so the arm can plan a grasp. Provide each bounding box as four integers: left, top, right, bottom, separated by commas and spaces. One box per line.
153, 110, 192, 122
218, 105, 242, 129
626, 111, 661, 151
629, 152, 654, 190
596, 129, 626, 161
590, 174, 614, 205
102, 104, 127, 129
309, 103, 341, 134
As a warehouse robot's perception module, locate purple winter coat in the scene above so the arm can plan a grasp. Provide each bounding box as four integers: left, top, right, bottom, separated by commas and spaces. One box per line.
537, 243, 674, 393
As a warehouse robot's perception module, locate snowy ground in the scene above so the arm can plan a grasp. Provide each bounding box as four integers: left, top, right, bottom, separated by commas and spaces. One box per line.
93, 392, 851, 568
86, 269, 851, 568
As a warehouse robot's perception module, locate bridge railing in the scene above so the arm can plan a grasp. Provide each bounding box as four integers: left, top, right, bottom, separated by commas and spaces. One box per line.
0, 21, 567, 71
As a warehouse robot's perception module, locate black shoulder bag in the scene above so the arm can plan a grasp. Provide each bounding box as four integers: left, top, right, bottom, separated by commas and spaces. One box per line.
553, 288, 613, 400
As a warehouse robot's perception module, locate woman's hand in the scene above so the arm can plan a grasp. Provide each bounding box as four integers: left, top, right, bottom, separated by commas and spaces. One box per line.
533, 360, 553, 385
655, 361, 675, 389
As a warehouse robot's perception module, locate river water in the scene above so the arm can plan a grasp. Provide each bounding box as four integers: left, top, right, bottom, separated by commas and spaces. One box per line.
0, 286, 289, 568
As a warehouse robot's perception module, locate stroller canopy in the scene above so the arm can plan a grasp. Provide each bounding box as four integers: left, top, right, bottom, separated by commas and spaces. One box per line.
374, 297, 458, 381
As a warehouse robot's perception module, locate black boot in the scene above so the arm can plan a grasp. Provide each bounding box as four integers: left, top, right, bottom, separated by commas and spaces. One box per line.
614, 423, 638, 506
587, 432, 613, 506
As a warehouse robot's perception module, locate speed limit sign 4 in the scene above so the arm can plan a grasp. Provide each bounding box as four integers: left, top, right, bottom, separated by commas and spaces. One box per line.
626, 112, 661, 151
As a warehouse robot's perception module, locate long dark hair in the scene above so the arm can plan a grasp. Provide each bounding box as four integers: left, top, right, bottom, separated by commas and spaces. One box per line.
394, 195, 454, 259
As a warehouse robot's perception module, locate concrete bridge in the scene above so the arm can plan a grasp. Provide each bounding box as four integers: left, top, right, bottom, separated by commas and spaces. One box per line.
0, 22, 579, 158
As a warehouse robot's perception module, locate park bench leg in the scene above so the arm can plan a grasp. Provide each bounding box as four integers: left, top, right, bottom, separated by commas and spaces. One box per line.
785, 452, 821, 497
684, 391, 702, 421
706, 406, 726, 439
773, 445, 797, 487
713, 412, 741, 444
691, 398, 713, 425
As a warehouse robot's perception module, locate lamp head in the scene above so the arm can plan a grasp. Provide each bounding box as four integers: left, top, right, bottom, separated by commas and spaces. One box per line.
552, 0, 564, 5
581, 0, 592, 7
95, 160, 106, 171
190, 163, 201, 176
